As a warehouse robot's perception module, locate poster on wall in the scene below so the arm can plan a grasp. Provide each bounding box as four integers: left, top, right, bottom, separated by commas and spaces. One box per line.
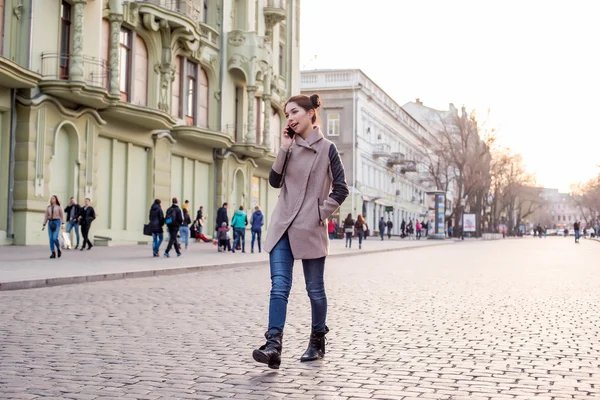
463, 213, 476, 232
251, 177, 260, 209
436, 194, 445, 233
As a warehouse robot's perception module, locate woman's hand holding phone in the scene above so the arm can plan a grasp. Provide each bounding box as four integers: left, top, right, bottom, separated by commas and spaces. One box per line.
281, 126, 295, 151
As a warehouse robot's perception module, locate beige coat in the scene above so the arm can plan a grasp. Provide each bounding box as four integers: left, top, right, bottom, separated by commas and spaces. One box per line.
264, 127, 349, 259
43, 205, 65, 225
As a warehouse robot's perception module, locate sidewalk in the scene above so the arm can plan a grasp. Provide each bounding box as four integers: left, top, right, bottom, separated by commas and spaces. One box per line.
0, 236, 457, 290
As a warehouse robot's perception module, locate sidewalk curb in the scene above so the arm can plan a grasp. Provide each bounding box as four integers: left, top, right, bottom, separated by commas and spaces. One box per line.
0, 241, 457, 291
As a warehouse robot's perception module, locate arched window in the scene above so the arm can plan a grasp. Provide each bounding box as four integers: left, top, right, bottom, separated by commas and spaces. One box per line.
133, 35, 148, 106
197, 68, 209, 128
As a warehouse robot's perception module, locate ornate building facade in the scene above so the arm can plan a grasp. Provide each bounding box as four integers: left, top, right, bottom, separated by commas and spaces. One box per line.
0, 0, 300, 245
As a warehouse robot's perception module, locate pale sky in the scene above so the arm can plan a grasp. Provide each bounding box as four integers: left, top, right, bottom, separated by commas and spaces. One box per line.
299, 0, 600, 192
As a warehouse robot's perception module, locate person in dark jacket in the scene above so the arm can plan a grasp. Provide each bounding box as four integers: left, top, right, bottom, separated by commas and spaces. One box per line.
149, 199, 165, 257
344, 213, 355, 248
378, 217, 386, 241
401, 219, 406, 238
164, 197, 183, 257
79, 198, 96, 251
386, 219, 393, 239
216, 202, 229, 232
355, 214, 366, 249
64, 197, 82, 249
250, 206, 265, 253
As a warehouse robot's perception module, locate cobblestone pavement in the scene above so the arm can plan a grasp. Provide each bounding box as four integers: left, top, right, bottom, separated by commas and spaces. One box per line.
1, 238, 599, 399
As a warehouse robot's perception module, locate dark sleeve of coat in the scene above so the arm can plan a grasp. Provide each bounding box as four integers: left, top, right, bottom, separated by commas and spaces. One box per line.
318, 144, 349, 221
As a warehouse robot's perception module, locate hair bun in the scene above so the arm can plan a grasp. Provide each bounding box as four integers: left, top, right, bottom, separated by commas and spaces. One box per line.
310, 94, 322, 109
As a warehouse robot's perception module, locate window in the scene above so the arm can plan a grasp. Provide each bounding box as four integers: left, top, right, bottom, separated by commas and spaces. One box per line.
133, 35, 148, 106
327, 113, 340, 136
59, 1, 71, 79
0, 0, 5, 53
119, 28, 132, 101
279, 44, 284, 76
177, 58, 209, 127
185, 60, 197, 125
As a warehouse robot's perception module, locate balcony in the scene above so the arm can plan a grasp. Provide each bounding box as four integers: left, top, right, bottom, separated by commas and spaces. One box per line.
386, 152, 405, 166
400, 160, 418, 174
227, 31, 271, 82
372, 143, 392, 158
39, 53, 113, 109
138, 0, 199, 21
264, 0, 286, 29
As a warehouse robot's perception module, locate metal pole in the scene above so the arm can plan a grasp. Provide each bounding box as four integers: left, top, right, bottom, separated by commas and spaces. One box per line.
352, 74, 357, 214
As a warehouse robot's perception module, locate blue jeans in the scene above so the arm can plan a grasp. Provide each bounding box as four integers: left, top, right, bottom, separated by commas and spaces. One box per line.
179, 226, 189, 247
575, 230, 580, 241
232, 228, 245, 251
152, 232, 163, 254
358, 231, 364, 245
345, 232, 352, 247
328, 232, 334, 240
268, 233, 327, 335
66, 221, 80, 246
47, 220, 60, 252
251, 229, 262, 252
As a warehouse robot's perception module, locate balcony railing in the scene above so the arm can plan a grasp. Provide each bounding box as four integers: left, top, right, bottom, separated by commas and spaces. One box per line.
41, 53, 110, 89
372, 143, 392, 158
141, 0, 200, 22
264, 0, 286, 8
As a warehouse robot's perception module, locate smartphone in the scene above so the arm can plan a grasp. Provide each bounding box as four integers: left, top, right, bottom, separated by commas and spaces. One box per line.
285, 126, 295, 139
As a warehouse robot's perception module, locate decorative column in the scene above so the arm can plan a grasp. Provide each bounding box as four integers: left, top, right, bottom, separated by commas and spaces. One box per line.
246, 86, 257, 144
70, 0, 88, 82
108, 13, 123, 97
262, 94, 271, 147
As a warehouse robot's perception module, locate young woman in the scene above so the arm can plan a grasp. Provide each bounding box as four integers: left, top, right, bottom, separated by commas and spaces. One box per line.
355, 214, 366, 249
253, 94, 349, 369
343, 214, 355, 248
42, 195, 65, 259
179, 208, 192, 249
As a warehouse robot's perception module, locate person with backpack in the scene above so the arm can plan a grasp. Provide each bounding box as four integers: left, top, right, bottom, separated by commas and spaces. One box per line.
386, 219, 393, 239
250, 206, 264, 253
164, 197, 183, 257
355, 214, 366, 249
231, 205, 248, 253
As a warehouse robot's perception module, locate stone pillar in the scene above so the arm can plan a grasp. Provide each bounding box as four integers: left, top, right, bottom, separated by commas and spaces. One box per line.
262, 94, 271, 147
69, 0, 88, 81
108, 13, 123, 97
246, 86, 257, 144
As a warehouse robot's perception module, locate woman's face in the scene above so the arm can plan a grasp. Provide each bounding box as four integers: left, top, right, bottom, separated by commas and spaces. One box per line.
50, 196, 57, 205
285, 102, 314, 134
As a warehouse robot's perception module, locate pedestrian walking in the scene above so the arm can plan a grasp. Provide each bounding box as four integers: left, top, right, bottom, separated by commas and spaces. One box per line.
416, 220, 422, 240
343, 214, 355, 248
401, 219, 406, 238
407, 219, 414, 240
64, 197, 81, 249
252, 93, 349, 369
355, 214, 366, 249
79, 198, 96, 251
231, 205, 248, 253
327, 219, 335, 240
149, 199, 165, 257
574, 220, 581, 243
378, 217, 386, 241
217, 222, 231, 252
42, 195, 65, 259
250, 206, 264, 253
386, 219, 393, 239
179, 208, 192, 249
164, 197, 183, 257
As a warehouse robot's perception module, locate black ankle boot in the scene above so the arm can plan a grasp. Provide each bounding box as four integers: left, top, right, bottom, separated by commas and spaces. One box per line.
57, 248, 62, 258
252, 332, 283, 369
50, 252, 56, 259
300, 326, 329, 362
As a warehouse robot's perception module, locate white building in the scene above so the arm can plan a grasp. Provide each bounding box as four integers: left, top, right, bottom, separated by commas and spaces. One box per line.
301, 69, 434, 234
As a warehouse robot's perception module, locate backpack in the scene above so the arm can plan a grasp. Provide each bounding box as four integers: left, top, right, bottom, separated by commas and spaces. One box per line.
165, 207, 178, 226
